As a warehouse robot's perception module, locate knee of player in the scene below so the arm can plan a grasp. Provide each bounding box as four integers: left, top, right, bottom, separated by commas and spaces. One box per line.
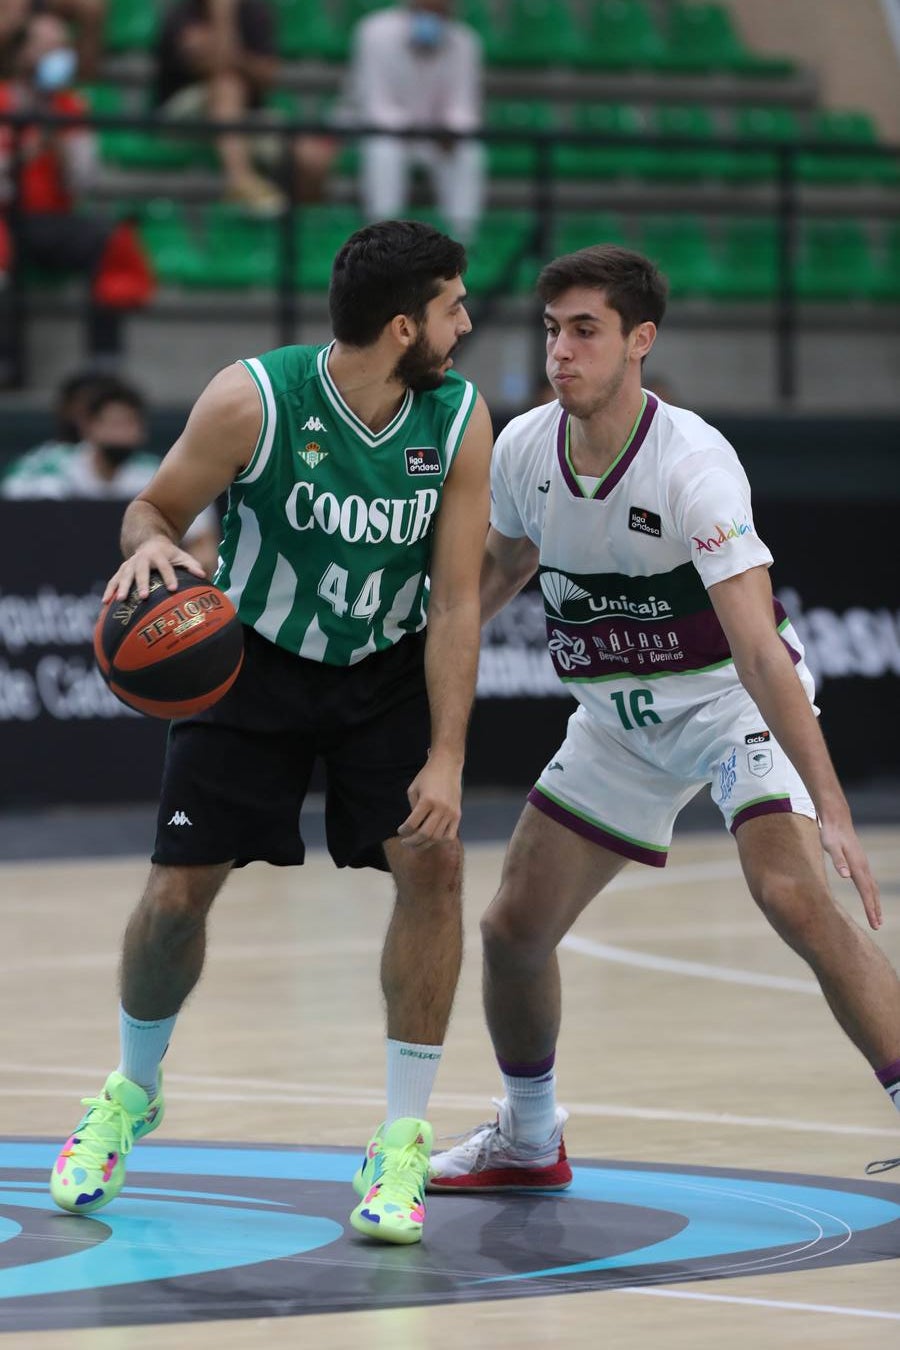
141, 869, 219, 939
480, 903, 553, 969
751, 872, 830, 944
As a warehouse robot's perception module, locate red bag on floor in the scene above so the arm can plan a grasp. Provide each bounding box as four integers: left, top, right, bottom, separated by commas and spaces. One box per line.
92, 221, 156, 308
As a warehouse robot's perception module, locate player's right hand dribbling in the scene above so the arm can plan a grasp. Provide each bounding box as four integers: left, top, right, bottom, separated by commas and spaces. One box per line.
104, 539, 207, 603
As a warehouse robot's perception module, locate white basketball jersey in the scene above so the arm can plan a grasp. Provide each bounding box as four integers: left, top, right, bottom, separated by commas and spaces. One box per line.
490, 393, 813, 729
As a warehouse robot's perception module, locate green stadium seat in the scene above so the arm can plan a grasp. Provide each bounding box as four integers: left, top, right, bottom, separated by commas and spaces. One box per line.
638, 217, 720, 297
104, 0, 158, 53
798, 109, 900, 186
270, 0, 348, 61
494, 0, 583, 67
665, 2, 792, 75
727, 105, 800, 181
457, 0, 504, 63
553, 213, 631, 256
642, 105, 737, 181
295, 207, 365, 290
553, 103, 652, 179
711, 218, 779, 300
202, 203, 280, 288
137, 201, 209, 286
796, 220, 878, 300
872, 221, 900, 300
485, 100, 556, 177
579, 0, 668, 71
465, 211, 535, 292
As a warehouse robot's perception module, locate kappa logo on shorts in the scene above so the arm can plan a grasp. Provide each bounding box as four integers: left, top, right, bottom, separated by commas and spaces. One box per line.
628, 506, 662, 538
405, 447, 441, 476
167, 811, 193, 826
745, 730, 771, 745
748, 749, 773, 777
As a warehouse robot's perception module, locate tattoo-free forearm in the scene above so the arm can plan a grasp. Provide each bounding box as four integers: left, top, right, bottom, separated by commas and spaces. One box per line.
424, 598, 481, 763
120, 499, 182, 558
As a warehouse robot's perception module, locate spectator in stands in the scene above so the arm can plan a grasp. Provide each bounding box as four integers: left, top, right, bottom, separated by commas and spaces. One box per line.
341, 0, 485, 242
19, 367, 115, 456
153, 0, 323, 214
0, 376, 221, 575
36, 0, 108, 82
0, 12, 154, 383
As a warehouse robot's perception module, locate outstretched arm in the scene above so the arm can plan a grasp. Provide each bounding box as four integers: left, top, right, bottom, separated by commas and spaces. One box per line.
710, 564, 881, 929
105, 363, 262, 602
398, 393, 492, 849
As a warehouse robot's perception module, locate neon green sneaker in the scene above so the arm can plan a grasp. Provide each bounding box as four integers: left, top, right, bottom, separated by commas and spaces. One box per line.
349, 1117, 432, 1244
50, 1071, 164, 1215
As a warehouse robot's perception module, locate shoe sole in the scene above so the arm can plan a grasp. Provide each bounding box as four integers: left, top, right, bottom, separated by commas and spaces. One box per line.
349, 1211, 424, 1244
426, 1168, 573, 1194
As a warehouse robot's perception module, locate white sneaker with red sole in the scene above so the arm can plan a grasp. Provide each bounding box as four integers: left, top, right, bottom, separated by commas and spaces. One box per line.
427, 1099, 572, 1192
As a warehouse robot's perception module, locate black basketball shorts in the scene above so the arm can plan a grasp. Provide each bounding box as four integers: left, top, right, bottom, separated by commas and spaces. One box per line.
153, 625, 430, 872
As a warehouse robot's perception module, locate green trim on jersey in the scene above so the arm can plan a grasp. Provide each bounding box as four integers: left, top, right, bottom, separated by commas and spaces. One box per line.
217, 344, 477, 666
567, 392, 647, 500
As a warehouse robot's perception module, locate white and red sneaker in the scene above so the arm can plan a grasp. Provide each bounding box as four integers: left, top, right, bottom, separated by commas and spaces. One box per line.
427, 1099, 572, 1192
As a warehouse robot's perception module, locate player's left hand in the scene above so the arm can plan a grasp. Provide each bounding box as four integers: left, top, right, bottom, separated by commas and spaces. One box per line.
821, 817, 882, 930
397, 752, 463, 849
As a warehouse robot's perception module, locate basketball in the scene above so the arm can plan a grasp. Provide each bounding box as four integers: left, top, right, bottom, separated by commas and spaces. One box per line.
94, 568, 244, 719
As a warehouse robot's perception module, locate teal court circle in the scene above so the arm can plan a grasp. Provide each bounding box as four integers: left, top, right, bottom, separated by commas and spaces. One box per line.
1, 1139, 899, 1331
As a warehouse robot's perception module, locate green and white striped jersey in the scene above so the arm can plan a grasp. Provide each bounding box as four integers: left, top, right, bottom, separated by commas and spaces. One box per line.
216, 342, 477, 666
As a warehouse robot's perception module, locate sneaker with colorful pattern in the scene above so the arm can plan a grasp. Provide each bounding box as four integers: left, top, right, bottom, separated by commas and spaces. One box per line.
349, 1117, 432, 1244
50, 1071, 164, 1214
427, 1099, 572, 1192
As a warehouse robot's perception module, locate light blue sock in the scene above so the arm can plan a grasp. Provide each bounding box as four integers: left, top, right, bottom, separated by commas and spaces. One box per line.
117, 1006, 177, 1100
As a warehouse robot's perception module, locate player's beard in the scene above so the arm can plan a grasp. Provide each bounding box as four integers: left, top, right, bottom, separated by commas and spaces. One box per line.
394, 329, 456, 392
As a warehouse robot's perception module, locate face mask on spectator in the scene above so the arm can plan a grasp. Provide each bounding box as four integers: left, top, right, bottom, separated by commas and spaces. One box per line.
409, 12, 447, 49
96, 444, 140, 469
34, 46, 77, 93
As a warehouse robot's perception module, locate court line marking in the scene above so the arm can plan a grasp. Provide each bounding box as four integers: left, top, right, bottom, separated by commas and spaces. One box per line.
617, 1287, 900, 1321
560, 932, 820, 993
0, 1064, 896, 1137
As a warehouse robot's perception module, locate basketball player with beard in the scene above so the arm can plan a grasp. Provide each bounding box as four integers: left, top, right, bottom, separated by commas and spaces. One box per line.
427, 243, 900, 1192
50, 220, 493, 1244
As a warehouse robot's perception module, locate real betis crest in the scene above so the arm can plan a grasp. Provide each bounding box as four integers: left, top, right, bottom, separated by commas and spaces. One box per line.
298, 441, 328, 469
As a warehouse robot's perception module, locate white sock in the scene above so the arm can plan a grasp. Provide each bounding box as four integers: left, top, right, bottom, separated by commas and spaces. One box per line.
117, 1006, 177, 1100
385, 1038, 442, 1124
501, 1071, 558, 1146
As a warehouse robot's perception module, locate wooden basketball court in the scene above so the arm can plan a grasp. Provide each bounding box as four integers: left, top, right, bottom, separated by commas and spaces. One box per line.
2, 824, 899, 1347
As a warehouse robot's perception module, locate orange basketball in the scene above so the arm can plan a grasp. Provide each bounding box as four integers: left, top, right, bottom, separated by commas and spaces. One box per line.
94, 568, 244, 719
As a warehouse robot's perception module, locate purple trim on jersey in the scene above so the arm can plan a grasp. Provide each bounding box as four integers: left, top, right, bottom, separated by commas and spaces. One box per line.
546, 607, 732, 682
876, 1059, 900, 1087
528, 787, 668, 868
497, 1052, 556, 1079
774, 597, 802, 666
554, 395, 658, 502
556, 410, 578, 495
730, 796, 793, 834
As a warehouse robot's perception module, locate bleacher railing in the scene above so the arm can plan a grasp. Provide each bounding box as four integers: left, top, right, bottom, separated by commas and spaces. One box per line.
1, 107, 898, 404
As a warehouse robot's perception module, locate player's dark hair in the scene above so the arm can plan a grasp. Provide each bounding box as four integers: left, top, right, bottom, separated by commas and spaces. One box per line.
329, 220, 467, 347
82, 378, 146, 420
537, 245, 668, 334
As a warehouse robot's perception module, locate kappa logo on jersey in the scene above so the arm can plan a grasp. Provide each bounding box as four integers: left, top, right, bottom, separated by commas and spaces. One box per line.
301, 416, 327, 433
298, 442, 329, 470
538, 480, 550, 494
405, 446, 441, 476
745, 730, 771, 745
167, 811, 192, 826
629, 506, 661, 538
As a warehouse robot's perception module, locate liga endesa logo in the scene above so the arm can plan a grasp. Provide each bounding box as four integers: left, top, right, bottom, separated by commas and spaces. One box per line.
692, 519, 754, 554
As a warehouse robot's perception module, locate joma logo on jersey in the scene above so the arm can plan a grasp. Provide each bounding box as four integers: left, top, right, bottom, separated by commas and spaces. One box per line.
405, 446, 441, 476
285, 484, 439, 545
297, 442, 328, 469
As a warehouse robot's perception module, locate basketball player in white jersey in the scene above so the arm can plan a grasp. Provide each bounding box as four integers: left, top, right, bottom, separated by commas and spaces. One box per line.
429, 245, 900, 1189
